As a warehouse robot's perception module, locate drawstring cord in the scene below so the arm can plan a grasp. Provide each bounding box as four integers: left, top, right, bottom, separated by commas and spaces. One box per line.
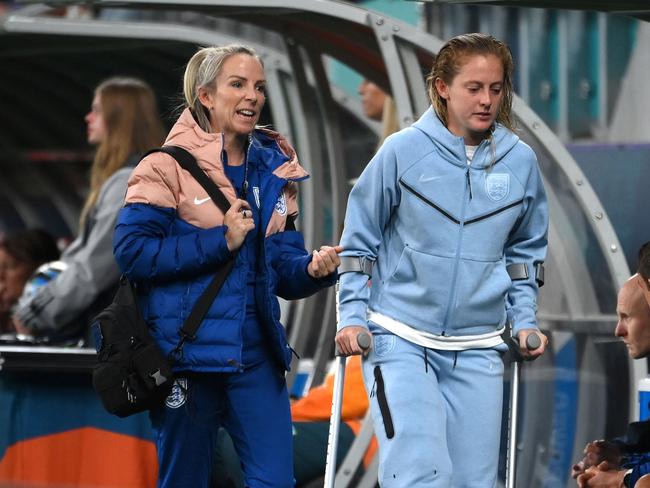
422, 348, 458, 371
423, 347, 429, 373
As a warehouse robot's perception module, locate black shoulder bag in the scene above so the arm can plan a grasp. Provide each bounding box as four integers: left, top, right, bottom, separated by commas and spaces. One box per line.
92, 146, 235, 417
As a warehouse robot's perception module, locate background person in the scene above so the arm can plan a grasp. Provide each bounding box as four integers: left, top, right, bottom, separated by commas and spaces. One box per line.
113, 44, 341, 488
336, 33, 549, 487
573, 243, 650, 488
0, 229, 59, 334
348, 80, 400, 189
358, 78, 399, 147
12, 77, 164, 342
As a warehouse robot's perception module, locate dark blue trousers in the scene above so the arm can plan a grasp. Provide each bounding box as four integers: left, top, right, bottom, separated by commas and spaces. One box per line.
150, 357, 293, 488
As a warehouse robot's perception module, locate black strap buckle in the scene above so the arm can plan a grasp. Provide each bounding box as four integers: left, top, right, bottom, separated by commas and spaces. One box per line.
170, 330, 196, 361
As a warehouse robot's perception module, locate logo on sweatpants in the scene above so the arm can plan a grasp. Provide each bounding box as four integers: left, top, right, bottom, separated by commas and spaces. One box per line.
165, 378, 188, 408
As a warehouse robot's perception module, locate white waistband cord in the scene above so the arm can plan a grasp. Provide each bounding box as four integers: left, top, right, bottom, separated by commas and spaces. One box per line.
367, 311, 505, 351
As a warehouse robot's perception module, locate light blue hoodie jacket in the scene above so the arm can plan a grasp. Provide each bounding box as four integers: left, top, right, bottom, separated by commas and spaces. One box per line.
338, 107, 548, 338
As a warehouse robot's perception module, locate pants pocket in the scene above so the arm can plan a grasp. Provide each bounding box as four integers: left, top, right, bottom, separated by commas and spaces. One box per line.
373, 365, 395, 439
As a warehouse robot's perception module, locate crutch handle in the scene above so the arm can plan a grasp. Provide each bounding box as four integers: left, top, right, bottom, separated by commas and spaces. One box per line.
357, 332, 372, 350
335, 331, 372, 356
525, 333, 541, 350
509, 332, 542, 361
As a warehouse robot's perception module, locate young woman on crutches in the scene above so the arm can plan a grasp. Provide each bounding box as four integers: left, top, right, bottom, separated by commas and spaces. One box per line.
335, 33, 549, 488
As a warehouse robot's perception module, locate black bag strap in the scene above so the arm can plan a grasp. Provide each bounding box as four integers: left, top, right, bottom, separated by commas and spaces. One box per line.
177, 259, 235, 347
142, 145, 236, 358
149, 146, 232, 214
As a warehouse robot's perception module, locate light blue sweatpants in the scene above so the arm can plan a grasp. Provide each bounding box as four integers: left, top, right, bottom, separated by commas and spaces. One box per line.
363, 327, 506, 487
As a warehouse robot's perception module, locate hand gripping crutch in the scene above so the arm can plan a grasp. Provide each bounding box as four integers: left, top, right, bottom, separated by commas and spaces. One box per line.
324, 282, 371, 488
506, 332, 541, 488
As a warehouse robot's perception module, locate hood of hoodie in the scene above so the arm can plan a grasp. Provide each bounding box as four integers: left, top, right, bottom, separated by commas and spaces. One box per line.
412, 107, 520, 169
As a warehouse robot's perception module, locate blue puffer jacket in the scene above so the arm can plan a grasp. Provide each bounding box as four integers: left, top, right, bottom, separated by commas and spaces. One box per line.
113, 109, 335, 372
338, 107, 548, 337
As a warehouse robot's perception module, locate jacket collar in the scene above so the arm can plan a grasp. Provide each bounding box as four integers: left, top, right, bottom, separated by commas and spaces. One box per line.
164, 108, 308, 180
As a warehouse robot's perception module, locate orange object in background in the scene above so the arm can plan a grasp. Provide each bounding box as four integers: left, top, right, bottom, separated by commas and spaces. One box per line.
291, 355, 378, 467
0, 427, 157, 488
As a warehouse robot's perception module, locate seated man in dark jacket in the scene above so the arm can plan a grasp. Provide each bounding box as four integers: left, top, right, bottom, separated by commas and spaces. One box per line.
573, 242, 650, 488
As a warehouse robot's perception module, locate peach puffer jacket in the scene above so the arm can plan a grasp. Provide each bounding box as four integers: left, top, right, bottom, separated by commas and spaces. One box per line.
113, 108, 335, 372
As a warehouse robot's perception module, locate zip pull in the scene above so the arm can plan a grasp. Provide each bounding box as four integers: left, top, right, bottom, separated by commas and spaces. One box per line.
242, 180, 249, 199
241, 134, 252, 200
466, 169, 473, 200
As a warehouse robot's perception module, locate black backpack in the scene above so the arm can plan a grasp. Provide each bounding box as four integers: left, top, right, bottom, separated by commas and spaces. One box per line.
91, 146, 235, 417
91, 277, 174, 417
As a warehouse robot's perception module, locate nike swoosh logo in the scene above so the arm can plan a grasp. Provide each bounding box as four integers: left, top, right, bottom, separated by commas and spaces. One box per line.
193, 196, 212, 205
418, 175, 442, 183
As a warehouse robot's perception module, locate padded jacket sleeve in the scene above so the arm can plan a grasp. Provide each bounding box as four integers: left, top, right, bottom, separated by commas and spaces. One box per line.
114, 152, 232, 282
113, 203, 232, 283
270, 228, 336, 300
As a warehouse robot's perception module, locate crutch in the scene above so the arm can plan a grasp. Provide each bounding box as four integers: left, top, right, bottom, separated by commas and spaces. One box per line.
324, 283, 371, 488
506, 332, 541, 488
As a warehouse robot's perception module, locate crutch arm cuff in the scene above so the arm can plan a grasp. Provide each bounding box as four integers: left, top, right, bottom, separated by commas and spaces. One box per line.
506, 262, 545, 287
506, 263, 528, 281
339, 256, 374, 276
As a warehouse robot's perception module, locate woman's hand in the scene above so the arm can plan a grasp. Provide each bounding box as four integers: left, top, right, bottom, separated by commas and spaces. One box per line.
517, 328, 549, 359
307, 245, 343, 279
224, 199, 255, 252
335, 326, 372, 356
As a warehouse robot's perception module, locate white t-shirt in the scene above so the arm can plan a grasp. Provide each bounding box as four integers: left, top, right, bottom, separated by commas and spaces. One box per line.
465, 144, 478, 165
368, 310, 505, 351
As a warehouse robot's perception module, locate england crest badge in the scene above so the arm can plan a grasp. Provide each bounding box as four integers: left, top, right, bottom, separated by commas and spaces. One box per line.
275, 192, 287, 216
485, 174, 509, 202
165, 378, 188, 409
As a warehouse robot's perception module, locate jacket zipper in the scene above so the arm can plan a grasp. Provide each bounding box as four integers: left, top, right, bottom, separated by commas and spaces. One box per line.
230, 133, 254, 367
242, 134, 253, 199
257, 176, 295, 371
441, 169, 471, 334
443, 136, 489, 332
220, 132, 252, 199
